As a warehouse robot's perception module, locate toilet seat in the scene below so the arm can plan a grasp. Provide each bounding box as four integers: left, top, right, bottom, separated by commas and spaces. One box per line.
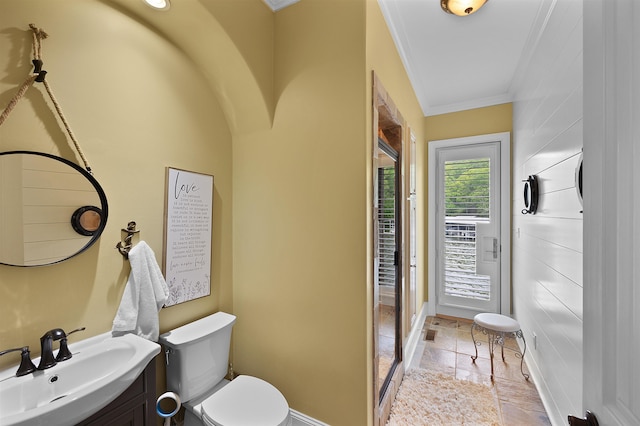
201, 375, 290, 426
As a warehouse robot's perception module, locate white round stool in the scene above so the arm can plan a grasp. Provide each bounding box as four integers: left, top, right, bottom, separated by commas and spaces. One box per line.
471, 313, 529, 381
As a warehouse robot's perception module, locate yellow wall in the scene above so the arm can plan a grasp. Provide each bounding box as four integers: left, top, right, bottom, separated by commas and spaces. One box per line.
425, 103, 513, 142
366, 0, 426, 311
0, 0, 234, 405
232, 0, 369, 423
231, 1, 426, 424
0, 0, 426, 425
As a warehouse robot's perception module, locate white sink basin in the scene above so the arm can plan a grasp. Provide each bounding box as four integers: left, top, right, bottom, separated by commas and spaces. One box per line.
0, 332, 160, 426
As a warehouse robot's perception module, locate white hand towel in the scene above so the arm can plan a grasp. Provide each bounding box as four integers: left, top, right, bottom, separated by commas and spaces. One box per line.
112, 241, 169, 341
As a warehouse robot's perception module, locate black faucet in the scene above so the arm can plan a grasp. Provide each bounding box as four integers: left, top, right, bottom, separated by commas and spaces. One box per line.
0, 346, 37, 376
36, 327, 85, 370
38, 328, 66, 370
56, 327, 86, 362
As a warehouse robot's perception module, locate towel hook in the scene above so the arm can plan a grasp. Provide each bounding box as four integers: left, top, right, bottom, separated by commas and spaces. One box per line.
116, 221, 140, 259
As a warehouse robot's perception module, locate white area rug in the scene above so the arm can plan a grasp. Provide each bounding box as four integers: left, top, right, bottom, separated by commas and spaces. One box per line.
387, 368, 500, 426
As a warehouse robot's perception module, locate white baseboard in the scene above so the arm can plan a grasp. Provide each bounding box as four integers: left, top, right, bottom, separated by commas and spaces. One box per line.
404, 302, 429, 371
515, 340, 563, 426
290, 409, 330, 426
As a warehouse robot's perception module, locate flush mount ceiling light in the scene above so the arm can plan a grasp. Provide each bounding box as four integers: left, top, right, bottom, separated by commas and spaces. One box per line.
441, 0, 488, 16
143, 0, 170, 10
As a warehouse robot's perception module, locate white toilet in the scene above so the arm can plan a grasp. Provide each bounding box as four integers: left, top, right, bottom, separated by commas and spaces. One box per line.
159, 312, 292, 426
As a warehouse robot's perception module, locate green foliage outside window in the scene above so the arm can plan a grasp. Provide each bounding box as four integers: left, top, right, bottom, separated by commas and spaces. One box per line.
445, 159, 490, 218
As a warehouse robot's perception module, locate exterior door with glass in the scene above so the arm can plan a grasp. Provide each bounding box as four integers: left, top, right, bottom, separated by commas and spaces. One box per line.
428, 133, 510, 319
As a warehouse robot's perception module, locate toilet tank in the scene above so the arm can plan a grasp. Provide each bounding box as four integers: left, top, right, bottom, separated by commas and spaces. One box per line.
159, 312, 236, 402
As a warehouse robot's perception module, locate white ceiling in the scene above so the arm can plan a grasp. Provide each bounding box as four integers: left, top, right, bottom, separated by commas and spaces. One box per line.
377, 0, 547, 116
192, 0, 547, 118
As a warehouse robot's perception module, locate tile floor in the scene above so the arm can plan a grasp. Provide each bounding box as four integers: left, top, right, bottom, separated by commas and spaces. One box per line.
408, 315, 551, 425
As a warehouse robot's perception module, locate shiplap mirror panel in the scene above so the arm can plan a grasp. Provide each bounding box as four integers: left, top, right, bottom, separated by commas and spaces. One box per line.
0, 151, 108, 266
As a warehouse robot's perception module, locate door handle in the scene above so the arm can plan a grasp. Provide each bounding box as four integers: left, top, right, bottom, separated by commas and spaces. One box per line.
492, 238, 498, 259
568, 411, 599, 426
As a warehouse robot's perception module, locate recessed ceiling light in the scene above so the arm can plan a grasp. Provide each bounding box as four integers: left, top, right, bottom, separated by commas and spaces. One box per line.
144, 0, 170, 11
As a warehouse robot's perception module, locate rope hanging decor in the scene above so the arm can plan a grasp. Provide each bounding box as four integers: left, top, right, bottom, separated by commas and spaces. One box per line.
0, 24, 92, 174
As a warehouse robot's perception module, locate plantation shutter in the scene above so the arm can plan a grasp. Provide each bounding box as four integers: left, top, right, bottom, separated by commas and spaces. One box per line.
378, 166, 396, 288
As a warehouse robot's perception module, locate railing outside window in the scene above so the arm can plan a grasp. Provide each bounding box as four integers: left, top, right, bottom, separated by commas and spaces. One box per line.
444, 218, 490, 300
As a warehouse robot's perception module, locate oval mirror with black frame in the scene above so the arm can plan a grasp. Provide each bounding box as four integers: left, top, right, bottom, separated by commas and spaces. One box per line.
0, 151, 108, 267
521, 174, 539, 215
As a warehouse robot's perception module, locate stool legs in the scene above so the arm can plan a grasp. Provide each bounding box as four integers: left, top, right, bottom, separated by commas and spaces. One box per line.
470, 322, 530, 381
515, 330, 530, 380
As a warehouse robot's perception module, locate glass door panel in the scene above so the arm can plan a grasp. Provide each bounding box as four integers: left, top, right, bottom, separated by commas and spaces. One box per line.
376, 140, 401, 398
436, 143, 500, 315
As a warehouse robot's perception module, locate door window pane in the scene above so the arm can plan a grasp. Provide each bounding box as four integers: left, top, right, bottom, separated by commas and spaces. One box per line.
443, 158, 491, 301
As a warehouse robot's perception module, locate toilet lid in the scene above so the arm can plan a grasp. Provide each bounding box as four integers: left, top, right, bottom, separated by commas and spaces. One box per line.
201, 375, 290, 426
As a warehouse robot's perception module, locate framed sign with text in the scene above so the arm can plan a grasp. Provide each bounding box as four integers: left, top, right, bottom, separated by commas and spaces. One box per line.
163, 167, 213, 306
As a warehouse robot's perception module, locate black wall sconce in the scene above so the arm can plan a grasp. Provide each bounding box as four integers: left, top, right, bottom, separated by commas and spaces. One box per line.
521, 175, 539, 215
576, 151, 583, 213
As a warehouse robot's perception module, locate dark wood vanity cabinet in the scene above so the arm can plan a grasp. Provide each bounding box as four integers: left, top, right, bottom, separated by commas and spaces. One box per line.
76, 357, 157, 426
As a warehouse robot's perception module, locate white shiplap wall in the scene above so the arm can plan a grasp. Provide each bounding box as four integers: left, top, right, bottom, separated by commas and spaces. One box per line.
511, 1, 583, 424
